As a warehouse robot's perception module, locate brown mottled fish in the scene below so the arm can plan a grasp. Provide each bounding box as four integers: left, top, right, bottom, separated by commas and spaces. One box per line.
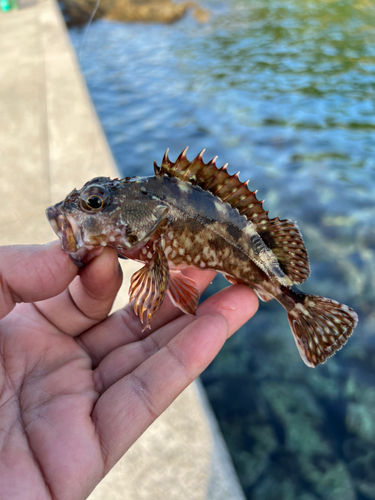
46, 148, 358, 367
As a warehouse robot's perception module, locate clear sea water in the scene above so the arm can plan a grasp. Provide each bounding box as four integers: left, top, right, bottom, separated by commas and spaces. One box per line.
68, 1, 375, 498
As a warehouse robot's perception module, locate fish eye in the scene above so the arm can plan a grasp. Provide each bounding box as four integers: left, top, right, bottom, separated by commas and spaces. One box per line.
87, 195, 104, 210
80, 185, 110, 212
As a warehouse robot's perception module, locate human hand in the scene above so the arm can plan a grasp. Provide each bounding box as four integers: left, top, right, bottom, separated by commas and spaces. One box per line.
0, 242, 258, 500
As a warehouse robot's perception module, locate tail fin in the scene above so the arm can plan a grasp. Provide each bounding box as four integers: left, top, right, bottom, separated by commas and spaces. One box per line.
287, 293, 358, 367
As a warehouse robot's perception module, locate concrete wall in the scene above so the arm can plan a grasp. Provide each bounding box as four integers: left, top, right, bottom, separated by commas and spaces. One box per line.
0, 1, 245, 498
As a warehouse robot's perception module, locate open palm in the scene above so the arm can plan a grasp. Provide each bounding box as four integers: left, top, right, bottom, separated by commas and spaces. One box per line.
0, 243, 258, 500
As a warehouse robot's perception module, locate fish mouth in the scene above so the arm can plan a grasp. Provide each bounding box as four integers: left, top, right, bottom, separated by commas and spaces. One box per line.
46, 206, 103, 266
46, 206, 79, 253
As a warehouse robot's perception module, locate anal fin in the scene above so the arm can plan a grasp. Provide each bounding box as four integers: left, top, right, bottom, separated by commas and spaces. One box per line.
167, 271, 200, 316
129, 242, 169, 330
254, 288, 275, 302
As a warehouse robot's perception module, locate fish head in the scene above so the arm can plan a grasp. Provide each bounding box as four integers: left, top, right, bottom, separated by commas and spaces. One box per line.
46, 177, 130, 265
46, 176, 168, 265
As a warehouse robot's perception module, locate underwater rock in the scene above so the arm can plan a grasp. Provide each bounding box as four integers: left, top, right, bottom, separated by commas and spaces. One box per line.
346, 401, 375, 444
61, 0, 209, 25
298, 495, 320, 500
235, 424, 278, 488
299, 458, 356, 500
358, 483, 375, 500
345, 380, 375, 443
262, 383, 331, 457
253, 476, 297, 500
344, 438, 375, 500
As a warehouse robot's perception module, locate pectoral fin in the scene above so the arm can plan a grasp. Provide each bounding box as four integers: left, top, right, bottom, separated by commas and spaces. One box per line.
168, 271, 200, 316
129, 242, 169, 329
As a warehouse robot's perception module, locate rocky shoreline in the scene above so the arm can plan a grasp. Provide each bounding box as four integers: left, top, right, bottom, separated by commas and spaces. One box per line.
60, 0, 209, 25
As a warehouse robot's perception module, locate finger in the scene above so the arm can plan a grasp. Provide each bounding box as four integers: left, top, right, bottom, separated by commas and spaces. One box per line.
93, 285, 258, 393
77, 270, 217, 363
182, 284, 257, 338
0, 242, 78, 320
93, 313, 228, 471
35, 248, 123, 336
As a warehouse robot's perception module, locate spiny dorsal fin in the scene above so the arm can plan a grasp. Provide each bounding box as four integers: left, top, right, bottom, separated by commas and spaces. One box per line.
155, 147, 269, 222
155, 148, 310, 284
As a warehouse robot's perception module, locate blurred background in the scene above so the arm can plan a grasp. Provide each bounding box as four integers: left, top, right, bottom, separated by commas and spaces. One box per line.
66, 0, 374, 498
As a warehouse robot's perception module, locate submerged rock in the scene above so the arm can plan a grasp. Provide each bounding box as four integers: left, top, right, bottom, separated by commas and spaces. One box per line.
344, 438, 375, 500
345, 379, 375, 443
299, 458, 356, 500
61, 0, 208, 25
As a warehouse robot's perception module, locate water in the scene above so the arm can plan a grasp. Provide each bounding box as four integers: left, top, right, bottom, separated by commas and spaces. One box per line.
68, 1, 375, 498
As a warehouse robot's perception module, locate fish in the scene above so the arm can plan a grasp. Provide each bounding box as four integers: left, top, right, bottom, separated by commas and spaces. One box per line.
46, 148, 358, 367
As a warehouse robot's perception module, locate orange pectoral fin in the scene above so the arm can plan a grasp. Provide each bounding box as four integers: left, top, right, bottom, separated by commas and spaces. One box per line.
167, 271, 200, 316
129, 242, 170, 330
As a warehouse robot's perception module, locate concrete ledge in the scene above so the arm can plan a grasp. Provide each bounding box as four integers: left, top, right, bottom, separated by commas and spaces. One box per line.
0, 1, 245, 498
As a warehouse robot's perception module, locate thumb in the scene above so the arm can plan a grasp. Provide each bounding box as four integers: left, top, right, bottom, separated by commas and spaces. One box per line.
0, 242, 78, 320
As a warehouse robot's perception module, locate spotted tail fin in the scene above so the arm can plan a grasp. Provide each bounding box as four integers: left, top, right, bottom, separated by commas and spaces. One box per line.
286, 291, 358, 367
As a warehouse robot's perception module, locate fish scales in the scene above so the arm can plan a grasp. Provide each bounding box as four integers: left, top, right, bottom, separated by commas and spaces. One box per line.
142, 175, 288, 286
46, 148, 358, 368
